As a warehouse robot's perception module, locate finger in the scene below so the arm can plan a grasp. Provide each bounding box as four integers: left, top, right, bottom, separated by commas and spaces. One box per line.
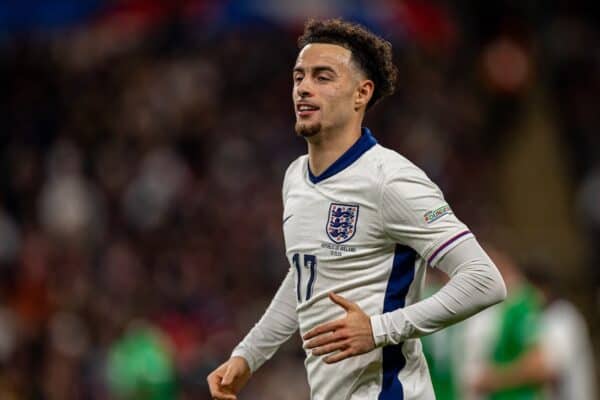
221, 364, 236, 386
324, 348, 354, 364
207, 372, 222, 392
303, 319, 344, 340
212, 392, 237, 400
212, 391, 237, 400
207, 375, 237, 400
329, 292, 357, 311
305, 329, 347, 349
312, 340, 349, 356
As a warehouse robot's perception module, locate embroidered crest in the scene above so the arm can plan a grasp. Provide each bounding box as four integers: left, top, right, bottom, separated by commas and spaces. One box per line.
326, 203, 359, 243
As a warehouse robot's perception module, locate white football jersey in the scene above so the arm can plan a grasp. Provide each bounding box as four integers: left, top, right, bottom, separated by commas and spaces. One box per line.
282, 127, 473, 400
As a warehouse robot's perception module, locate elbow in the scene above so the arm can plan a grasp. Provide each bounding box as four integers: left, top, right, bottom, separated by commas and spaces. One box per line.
480, 257, 507, 307
489, 273, 507, 306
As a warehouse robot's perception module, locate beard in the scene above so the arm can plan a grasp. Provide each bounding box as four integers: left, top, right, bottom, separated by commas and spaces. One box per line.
295, 121, 322, 137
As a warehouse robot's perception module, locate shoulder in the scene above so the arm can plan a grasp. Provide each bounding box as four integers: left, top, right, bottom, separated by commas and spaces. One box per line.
544, 300, 588, 332
367, 144, 431, 183
282, 155, 307, 198
367, 145, 441, 200
283, 154, 307, 182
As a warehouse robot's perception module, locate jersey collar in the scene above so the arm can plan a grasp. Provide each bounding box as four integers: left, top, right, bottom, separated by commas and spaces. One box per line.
308, 127, 377, 184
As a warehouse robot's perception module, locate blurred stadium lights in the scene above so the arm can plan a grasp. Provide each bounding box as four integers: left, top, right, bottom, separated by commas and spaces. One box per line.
0, 0, 459, 52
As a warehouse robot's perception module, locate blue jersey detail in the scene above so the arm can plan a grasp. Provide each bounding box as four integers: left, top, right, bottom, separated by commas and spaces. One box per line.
308, 127, 377, 184
292, 253, 302, 302
378, 244, 416, 400
292, 253, 318, 302
304, 254, 317, 300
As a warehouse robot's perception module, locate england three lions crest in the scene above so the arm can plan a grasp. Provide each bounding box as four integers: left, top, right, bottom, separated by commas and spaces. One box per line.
326, 203, 359, 244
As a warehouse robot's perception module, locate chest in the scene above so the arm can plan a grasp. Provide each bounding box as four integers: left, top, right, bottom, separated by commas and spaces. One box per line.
282, 179, 384, 258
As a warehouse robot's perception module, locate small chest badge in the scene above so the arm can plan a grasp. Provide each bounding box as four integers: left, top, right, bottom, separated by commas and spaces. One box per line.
326, 203, 359, 244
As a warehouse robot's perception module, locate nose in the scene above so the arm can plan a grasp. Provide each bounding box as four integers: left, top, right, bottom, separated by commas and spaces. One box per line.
296, 78, 313, 98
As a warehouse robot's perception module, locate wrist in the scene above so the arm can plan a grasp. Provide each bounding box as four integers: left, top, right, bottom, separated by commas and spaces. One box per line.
370, 310, 413, 347
231, 356, 251, 371
231, 349, 257, 373
369, 315, 387, 347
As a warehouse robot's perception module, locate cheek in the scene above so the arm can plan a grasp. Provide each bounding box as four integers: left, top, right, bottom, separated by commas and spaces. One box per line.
322, 85, 354, 113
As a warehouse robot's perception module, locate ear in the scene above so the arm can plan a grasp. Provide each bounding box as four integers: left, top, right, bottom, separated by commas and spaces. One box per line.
355, 79, 374, 110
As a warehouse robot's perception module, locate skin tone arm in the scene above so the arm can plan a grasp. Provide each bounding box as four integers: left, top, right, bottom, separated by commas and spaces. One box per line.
470, 345, 556, 393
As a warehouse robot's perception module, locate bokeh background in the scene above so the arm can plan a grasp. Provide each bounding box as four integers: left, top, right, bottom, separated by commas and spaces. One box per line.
0, 0, 599, 399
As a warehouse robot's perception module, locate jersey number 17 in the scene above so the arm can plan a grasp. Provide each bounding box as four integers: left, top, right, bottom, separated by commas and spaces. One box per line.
292, 253, 317, 302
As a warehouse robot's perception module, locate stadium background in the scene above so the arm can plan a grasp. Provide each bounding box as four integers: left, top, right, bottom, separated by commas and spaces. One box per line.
0, 0, 598, 398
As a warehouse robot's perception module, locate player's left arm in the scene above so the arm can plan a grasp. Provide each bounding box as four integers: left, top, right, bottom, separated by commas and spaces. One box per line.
369, 236, 506, 347
304, 166, 507, 362
304, 238, 506, 362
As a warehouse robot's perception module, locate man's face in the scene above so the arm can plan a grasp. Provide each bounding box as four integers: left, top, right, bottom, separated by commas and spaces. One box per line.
293, 43, 361, 137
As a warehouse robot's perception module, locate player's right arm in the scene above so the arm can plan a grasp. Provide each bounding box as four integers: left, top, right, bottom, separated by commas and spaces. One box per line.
207, 268, 299, 399
207, 161, 300, 399
230, 268, 299, 370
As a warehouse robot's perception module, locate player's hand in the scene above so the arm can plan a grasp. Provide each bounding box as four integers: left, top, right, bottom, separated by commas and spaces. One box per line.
303, 292, 375, 364
469, 366, 501, 394
206, 356, 252, 400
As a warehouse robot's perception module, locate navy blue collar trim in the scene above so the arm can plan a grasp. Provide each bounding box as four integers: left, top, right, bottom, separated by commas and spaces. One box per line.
308, 127, 377, 184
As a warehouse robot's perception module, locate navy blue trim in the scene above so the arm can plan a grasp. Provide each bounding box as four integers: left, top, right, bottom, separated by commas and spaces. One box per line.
292, 253, 302, 302
378, 244, 416, 400
305, 255, 317, 301
308, 127, 377, 184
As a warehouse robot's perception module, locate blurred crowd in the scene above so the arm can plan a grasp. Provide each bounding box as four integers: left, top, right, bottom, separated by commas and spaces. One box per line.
0, 1, 599, 399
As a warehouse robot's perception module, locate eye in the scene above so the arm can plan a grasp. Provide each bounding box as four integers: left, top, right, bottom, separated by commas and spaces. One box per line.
317, 76, 330, 82
294, 75, 304, 83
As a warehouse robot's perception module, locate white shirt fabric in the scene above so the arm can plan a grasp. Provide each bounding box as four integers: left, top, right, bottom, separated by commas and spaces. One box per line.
232, 128, 506, 400
541, 300, 597, 400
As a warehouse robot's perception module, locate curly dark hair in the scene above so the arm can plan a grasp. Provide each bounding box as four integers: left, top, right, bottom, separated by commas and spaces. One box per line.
297, 18, 398, 109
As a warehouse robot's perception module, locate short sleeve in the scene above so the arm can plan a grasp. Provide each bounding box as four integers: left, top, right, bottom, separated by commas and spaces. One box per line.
381, 168, 472, 266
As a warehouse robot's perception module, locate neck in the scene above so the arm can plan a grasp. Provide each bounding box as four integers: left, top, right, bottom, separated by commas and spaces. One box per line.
306, 121, 362, 177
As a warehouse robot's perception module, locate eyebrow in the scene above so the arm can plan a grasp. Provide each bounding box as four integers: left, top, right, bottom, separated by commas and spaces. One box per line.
293, 65, 338, 75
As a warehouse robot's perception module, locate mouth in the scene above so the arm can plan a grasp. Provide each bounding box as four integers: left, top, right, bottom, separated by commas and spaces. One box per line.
296, 102, 320, 118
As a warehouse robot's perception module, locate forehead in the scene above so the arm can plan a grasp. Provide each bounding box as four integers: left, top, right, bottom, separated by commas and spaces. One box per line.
295, 43, 353, 70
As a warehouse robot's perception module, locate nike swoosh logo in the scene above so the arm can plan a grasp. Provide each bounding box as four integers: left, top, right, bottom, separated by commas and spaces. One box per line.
283, 215, 293, 225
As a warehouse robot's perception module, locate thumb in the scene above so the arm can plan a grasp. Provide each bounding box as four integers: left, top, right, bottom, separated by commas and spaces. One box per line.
221, 364, 237, 386
329, 292, 357, 311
